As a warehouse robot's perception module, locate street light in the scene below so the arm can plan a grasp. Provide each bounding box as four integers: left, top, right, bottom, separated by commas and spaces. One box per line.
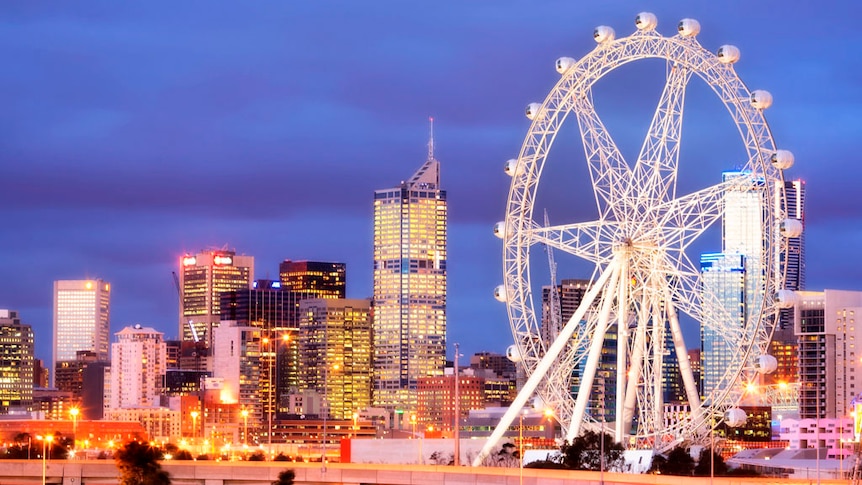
321, 363, 340, 471
191, 411, 199, 445
37, 434, 53, 485
262, 335, 273, 452
241, 409, 249, 448
519, 409, 527, 485
69, 407, 79, 452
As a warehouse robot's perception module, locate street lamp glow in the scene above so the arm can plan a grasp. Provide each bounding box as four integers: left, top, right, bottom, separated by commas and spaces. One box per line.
69, 408, 79, 451
241, 409, 249, 447
37, 434, 54, 485
191, 411, 199, 444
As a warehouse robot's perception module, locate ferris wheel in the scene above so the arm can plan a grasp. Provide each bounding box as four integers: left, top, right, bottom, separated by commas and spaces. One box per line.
475, 12, 801, 464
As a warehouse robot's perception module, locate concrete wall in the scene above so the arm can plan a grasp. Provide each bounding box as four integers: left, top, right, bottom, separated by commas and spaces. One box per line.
0, 460, 850, 485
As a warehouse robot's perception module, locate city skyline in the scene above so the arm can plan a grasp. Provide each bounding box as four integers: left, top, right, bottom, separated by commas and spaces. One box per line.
1, 2, 860, 363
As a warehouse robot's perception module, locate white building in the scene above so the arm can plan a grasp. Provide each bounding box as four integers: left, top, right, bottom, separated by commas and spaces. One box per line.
212, 321, 261, 422
109, 325, 166, 409
53, 279, 110, 385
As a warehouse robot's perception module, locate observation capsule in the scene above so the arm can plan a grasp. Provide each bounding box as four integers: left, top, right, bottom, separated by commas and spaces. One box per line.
556, 57, 576, 74
780, 218, 803, 238
716, 45, 740, 64
775, 289, 798, 309
771, 150, 795, 170
593, 26, 615, 43
635, 12, 658, 30
493, 221, 507, 239
725, 408, 747, 428
750, 90, 773, 109
533, 396, 545, 410
525, 102, 542, 120
757, 354, 778, 374
677, 18, 701, 37
494, 285, 507, 302
504, 159, 523, 177
506, 344, 522, 363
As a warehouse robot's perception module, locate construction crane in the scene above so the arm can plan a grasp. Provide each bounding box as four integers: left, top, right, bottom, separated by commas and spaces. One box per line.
544, 210, 562, 344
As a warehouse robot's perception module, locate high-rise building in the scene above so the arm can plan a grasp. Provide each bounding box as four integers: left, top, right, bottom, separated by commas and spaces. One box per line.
700, 252, 746, 396
721, 170, 766, 328
372, 126, 447, 412
0, 310, 34, 413
794, 290, 862, 419
178, 249, 253, 350
299, 298, 372, 420
769, 179, 806, 384
279, 261, 346, 299
699, 170, 767, 397
220, 280, 319, 412
212, 321, 262, 434
109, 325, 166, 409
777, 179, 806, 293
541, 278, 618, 421
55, 350, 98, 401
53, 279, 110, 386
469, 351, 516, 381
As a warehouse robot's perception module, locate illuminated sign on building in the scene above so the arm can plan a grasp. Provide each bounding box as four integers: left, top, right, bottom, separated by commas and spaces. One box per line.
213, 255, 233, 265
182, 256, 197, 266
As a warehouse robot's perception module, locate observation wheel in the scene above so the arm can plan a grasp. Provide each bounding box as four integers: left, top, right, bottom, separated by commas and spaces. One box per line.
476, 12, 801, 464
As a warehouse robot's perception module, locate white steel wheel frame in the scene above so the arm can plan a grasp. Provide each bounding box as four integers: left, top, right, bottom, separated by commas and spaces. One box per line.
476, 17, 791, 465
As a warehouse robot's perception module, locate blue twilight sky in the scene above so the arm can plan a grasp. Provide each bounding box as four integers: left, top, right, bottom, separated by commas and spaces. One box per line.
1, 2, 860, 364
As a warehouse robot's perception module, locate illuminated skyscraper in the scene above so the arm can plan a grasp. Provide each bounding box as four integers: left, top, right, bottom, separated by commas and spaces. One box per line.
299, 298, 372, 419
178, 249, 253, 350
700, 171, 765, 396
279, 261, 346, 299
53, 279, 110, 385
372, 123, 447, 411
0, 310, 34, 413
769, 179, 805, 385
109, 325, 166, 409
700, 252, 746, 395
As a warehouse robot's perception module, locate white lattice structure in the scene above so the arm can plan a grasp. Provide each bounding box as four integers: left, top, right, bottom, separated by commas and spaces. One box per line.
476, 13, 801, 466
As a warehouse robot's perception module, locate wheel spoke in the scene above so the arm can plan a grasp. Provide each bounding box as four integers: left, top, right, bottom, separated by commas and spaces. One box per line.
633, 63, 692, 204
573, 92, 634, 221
529, 220, 618, 263
649, 174, 757, 252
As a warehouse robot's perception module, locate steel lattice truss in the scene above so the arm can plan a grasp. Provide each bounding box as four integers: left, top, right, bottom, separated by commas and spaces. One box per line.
475, 14, 795, 466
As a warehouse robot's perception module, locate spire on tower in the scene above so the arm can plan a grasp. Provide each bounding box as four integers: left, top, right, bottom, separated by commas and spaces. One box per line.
427, 116, 435, 161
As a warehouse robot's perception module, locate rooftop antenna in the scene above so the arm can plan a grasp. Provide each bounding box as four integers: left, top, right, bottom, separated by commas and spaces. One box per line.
427, 116, 435, 161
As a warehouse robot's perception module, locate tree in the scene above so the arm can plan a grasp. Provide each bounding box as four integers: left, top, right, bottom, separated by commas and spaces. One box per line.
272, 469, 295, 485
654, 446, 695, 476
247, 451, 266, 461
694, 447, 728, 476
172, 450, 193, 461
115, 441, 171, 485
558, 431, 624, 471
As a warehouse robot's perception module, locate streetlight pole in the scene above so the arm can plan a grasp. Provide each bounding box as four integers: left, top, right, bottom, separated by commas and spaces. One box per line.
38, 435, 53, 485
69, 407, 79, 453
519, 410, 526, 485
454, 342, 461, 466
816, 370, 821, 485
241, 409, 249, 449
262, 335, 273, 453
191, 411, 199, 450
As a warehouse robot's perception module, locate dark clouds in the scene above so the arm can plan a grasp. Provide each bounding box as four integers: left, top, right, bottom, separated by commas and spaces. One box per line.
0, 1, 860, 361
